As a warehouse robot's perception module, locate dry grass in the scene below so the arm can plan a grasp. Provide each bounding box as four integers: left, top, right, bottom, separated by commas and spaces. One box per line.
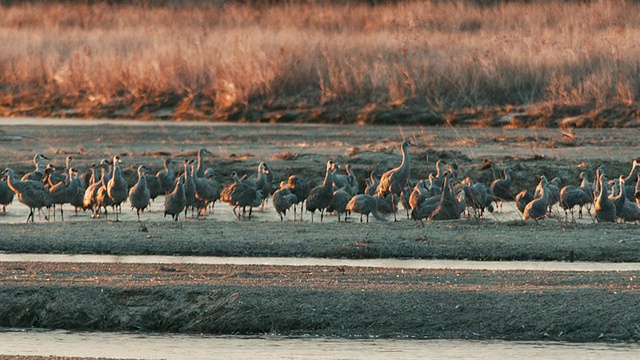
271, 151, 299, 160
1, 1, 640, 123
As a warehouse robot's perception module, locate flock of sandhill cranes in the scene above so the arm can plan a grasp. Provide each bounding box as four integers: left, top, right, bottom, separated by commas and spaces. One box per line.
1, 142, 639, 224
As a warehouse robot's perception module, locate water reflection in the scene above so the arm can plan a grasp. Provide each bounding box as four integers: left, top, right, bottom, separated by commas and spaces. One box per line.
0, 195, 587, 225
1, 330, 638, 360
2, 254, 640, 272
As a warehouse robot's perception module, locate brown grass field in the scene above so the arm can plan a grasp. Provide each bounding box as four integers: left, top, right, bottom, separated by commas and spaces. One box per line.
1, 0, 640, 126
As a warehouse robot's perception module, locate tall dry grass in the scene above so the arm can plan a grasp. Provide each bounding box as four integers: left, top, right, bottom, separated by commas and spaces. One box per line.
1, 1, 640, 121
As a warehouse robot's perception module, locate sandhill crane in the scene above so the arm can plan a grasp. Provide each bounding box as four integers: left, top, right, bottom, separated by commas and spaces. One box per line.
306, 160, 336, 223
48, 167, 80, 221
83, 165, 105, 218
534, 175, 559, 212
333, 164, 358, 196
460, 177, 492, 219
636, 173, 640, 208
164, 177, 187, 221
408, 180, 430, 212
43, 163, 65, 187
364, 170, 379, 196
577, 171, 594, 218
220, 172, 263, 220
21, 153, 50, 181
430, 160, 450, 189
62, 156, 74, 176
129, 165, 151, 221
98, 158, 113, 184
547, 177, 562, 212
145, 171, 163, 203
399, 181, 414, 219
156, 158, 175, 195
490, 167, 512, 212
67, 168, 86, 216
455, 185, 467, 217
106, 155, 128, 221
610, 177, 625, 216
262, 162, 275, 199
623, 159, 640, 201
345, 194, 387, 223
195, 148, 213, 178
182, 160, 197, 218
95, 181, 114, 221
515, 189, 534, 214
244, 162, 272, 210
560, 185, 587, 222
3, 168, 53, 223
376, 140, 413, 221
273, 183, 298, 221
595, 174, 616, 223
411, 194, 443, 221
523, 176, 550, 223
80, 164, 96, 188
192, 164, 221, 218
287, 175, 310, 221
0, 175, 14, 215
327, 186, 352, 222
559, 172, 593, 221
613, 176, 640, 223
203, 168, 222, 214
374, 193, 397, 216
429, 176, 461, 221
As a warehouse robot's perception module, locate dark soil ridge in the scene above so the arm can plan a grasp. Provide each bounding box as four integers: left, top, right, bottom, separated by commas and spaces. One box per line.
3, 98, 640, 128
1, 262, 639, 342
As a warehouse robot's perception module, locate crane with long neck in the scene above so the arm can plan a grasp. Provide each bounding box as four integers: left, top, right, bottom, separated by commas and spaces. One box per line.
376, 140, 413, 221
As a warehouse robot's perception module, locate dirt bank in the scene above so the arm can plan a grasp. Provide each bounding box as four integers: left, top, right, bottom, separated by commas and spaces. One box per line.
0, 220, 639, 263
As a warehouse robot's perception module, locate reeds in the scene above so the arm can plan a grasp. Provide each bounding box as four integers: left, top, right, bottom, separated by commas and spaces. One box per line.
1, 1, 639, 121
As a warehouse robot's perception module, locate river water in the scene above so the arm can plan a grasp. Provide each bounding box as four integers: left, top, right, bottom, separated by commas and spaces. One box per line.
2, 330, 639, 359
2, 254, 640, 272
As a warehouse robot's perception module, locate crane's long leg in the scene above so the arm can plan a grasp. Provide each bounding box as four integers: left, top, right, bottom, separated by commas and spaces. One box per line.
392, 194, 398, 222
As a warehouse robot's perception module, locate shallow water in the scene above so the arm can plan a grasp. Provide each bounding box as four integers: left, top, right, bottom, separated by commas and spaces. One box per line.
1, 330, 639, 360
1, 253, 639, 272
0, 193, 584, 225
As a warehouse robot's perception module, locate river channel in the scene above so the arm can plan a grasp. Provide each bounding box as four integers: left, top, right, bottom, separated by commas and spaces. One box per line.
2, 329, 640, 359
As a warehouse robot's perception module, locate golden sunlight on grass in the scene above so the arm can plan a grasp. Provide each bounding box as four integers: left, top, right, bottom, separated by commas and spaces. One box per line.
1, 1, 639, 127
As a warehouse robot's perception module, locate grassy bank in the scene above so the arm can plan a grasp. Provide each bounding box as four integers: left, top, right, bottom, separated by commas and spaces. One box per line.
1, 1, 640, 126
1, 220, 639, 263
